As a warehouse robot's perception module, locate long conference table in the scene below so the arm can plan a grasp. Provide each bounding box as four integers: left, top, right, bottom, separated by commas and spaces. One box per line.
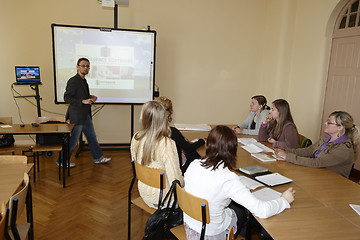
182, 130, 360, 240
0, 123, 73, 188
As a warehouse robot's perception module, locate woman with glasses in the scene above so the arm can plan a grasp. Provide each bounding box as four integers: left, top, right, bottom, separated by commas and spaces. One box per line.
275, 111, 360, 178
258, 99, 300, 149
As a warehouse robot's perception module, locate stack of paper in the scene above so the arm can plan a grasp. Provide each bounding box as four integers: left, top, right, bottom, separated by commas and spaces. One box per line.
241, 142, 274, 154
255, 173, 293, 187
251, 153, 276, 162
239, 176, 265, 190
174, 123, 211, 131
238, 138, 258, 145
252, 187, 282, 201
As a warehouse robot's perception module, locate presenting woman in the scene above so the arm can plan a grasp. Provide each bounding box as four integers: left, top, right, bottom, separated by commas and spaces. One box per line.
258, 99, 299, 149
184, 125, 295, 239
233, 95, 270, 135
275, 111, 360, 178
130, 101, 184, 208
157, 96, 205, 174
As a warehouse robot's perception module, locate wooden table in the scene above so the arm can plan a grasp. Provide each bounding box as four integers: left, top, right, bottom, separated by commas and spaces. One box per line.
181, 131, 360, 239
0, 124, 73, 188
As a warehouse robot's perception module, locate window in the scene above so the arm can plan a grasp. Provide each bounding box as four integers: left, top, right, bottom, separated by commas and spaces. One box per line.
338, 0, 360, 29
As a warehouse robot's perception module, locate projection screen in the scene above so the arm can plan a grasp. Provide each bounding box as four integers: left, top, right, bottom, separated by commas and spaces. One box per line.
52, 24, 156, 104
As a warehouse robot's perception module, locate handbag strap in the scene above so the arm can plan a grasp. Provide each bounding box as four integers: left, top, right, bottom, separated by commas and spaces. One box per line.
158, 180, 179, 210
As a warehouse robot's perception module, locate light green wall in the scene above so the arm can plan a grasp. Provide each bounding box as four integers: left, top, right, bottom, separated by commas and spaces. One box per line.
0, 0, 344, 144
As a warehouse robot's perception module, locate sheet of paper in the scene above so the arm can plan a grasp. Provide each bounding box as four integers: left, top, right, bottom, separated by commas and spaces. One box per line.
252, 142, 274, 153
241, 144, 264, 153
255, 173, 293, 187
238, 138, 258, 145
272, 154, 285, 160
102, 0, 115, 7
0, 125, 12, 128
241, 142, 274, 154
239, 175, 265, 190
349, 204, 360, 216
252, 187, 281, 201
174, 123, 211, 131
251, 153, 276, 162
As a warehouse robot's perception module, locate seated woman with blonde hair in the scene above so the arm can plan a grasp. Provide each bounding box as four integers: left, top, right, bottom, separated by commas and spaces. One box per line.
130, 100, 184, 208
157, 96, 205, 174
233, 95, 270, 135
275, 111, 360, 178
259, 99, 299, 149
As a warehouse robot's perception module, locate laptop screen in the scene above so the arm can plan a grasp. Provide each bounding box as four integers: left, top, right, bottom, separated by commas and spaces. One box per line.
15, 66, 41, 84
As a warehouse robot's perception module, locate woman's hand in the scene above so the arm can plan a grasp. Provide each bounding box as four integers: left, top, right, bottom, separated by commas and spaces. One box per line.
233, 127, 243, 134
263, 114, 272, 124
275, 148, 287, 159
267, 137, 277, 144
281, 187, 295, 204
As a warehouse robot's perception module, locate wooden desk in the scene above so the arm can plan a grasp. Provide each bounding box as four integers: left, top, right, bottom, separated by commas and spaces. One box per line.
0, 124, 73, 188
0, 163, 33, 204
181, 131, 360, 239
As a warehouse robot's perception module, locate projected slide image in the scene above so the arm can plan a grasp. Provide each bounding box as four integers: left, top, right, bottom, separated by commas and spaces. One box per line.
53, 24, 156, 104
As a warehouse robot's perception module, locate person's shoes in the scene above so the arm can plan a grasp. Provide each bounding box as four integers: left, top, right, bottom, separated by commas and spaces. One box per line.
94, 156, 112, 164
56, 162, 76, 168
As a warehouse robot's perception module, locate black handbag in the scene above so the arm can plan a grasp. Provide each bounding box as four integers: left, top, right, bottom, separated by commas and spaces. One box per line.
0, 134, 15, 147
143, 180, 183, 240
0, 121, 15, 147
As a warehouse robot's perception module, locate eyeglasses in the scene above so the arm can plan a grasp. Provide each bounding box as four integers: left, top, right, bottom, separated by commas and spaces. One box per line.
78, 65, 90, 68
326, 120, 340, 126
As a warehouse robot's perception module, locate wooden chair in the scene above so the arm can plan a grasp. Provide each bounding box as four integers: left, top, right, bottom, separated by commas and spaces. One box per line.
31, 116, 66, 182
227, 226, 235, 240
170, 181, 210, 240
0, 202, 10, 240
298, 134, 312, 148
0, 117, 16, 155
8, 173, 33, 240
128, 160, 165, 240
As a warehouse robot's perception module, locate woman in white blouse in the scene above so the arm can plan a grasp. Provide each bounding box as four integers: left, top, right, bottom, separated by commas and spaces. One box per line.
184, 125, 295, 239
233, 95, 270, 135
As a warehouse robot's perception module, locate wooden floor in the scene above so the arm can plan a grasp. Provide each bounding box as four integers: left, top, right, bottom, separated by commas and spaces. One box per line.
28, 148, 149, 240
23, 147, 274, 240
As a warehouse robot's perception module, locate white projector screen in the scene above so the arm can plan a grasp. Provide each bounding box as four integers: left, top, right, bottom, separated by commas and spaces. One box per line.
51, 24, 156, 104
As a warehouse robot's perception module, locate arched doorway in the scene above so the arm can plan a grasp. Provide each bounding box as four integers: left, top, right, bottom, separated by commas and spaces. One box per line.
323, 0, 360, 171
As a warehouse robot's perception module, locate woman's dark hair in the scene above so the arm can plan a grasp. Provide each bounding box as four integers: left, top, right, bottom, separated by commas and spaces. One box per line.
252, 95, 270, 110
201, 125, 238, 170
269, 99, 295, 140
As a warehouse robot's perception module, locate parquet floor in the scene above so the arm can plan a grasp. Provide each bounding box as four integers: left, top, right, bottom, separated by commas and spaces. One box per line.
29, 148, 150, 240
28, 148, 264, 240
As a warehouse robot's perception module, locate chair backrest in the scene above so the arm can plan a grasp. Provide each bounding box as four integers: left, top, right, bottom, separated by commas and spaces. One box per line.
133, 161, 165, 189
0, 202, 8, 240
0, 117, 13, 125
298, 134, 312, 148
227, 226, 234, 240
175, 182, 210, 239
349, 162, 355, 179
0, 156, 27, 165
35, 116, 66, 124
9, 173, 29, 225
